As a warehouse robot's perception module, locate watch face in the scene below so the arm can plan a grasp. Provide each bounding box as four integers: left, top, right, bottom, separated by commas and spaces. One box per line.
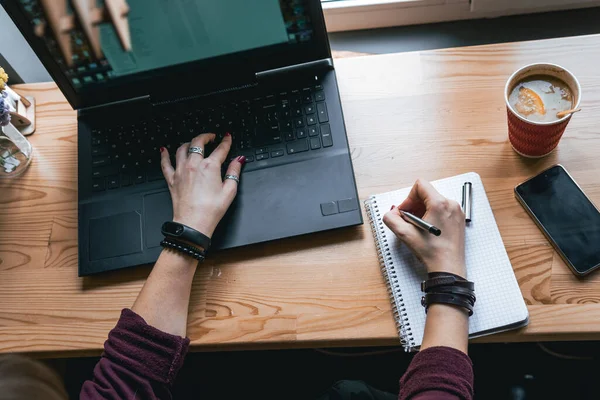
162, 221, 183, 236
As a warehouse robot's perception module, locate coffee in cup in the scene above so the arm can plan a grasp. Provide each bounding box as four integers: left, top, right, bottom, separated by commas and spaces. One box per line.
504, 63, 581, 158
508, 75, 573, 123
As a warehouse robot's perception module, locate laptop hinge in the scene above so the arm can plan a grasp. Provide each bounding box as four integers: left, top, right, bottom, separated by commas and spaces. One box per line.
256, 58, 333, 81
150, 82, 258, 106
79, 95, 150, 116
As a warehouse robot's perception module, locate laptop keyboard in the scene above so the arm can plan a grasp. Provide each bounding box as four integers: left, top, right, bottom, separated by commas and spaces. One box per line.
90, 85, 333, 192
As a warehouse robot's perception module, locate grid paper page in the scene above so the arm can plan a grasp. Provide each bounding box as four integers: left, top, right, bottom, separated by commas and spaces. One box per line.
369, 172, 529, 349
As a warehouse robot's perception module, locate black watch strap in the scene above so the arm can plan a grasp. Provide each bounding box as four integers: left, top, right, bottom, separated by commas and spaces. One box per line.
161, 221, 211, 250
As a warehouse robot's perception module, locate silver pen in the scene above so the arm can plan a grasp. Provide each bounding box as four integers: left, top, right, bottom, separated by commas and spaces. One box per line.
462, 182, 472, 223
399, 210, 442, 236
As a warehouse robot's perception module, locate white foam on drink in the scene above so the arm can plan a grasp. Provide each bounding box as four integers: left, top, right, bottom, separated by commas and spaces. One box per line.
508, 75, 573, 122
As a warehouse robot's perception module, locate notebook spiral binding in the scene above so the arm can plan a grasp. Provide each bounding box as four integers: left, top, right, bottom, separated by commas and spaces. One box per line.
364, 197, 415, 352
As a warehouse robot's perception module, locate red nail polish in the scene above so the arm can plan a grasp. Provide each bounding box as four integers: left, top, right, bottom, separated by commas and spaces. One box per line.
390, 205, 396, 210
237, 156, 246, 165
225, 132, 231, 137
160, 147, 165, 153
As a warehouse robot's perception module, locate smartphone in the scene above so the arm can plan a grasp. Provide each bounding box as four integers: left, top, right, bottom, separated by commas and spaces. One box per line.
515, 164, 600, 277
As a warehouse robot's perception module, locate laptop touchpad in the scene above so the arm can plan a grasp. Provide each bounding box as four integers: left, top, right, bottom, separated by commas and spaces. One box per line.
143, 190, 173, 249
89, 211, 142, 260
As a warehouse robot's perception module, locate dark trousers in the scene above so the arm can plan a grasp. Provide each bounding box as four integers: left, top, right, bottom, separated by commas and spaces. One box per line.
316, 380, 397, 400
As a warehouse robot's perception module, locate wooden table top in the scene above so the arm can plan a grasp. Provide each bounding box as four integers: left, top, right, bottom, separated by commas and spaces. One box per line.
3, 34, 600, 357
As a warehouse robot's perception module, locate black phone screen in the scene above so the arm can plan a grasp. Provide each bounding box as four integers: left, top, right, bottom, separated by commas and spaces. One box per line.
515, 165, 600, 275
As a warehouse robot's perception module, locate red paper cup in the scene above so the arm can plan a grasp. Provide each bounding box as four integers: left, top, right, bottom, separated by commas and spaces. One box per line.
504, 63, 581, 158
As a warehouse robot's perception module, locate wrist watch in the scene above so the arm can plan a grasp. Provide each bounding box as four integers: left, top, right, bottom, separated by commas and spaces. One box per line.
161, 221, 211, 251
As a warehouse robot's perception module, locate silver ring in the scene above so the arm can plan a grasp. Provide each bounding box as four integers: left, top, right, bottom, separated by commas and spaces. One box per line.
225, 174, 240, 184
188, 146, 204, 156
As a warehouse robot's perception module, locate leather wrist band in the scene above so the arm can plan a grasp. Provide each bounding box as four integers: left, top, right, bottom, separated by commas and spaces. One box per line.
422, 272, 474, 292
428, 271, 466, 280
160, 238, 206, 262
421, 293, 474, 316
161, 221, 211, 251
427, 285, 476, 304
421, 271, 476, 316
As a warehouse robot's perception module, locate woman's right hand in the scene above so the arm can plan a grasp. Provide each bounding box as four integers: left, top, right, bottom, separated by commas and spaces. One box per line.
382, 179, 466, 278
160, 132, 245, 239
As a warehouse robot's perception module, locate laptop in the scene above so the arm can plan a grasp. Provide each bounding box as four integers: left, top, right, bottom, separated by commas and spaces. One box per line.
3, 0, 363, 276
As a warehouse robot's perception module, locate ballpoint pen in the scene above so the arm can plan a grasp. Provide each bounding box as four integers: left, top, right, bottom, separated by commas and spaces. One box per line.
399, 210, 442, 236
462, 182, 472, 223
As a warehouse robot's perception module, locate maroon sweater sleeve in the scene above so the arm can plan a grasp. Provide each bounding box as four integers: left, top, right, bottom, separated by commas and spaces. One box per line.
399, 346, 474, 400
80, 309, 190, 400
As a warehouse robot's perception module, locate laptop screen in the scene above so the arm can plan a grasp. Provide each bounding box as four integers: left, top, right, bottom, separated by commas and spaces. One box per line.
15, 0, 314, 92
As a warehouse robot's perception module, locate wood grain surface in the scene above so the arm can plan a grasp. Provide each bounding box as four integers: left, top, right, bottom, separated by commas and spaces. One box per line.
3, 34, 600, 357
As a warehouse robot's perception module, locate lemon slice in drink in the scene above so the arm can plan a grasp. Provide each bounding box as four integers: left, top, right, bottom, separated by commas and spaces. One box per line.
515, 87, 546, 116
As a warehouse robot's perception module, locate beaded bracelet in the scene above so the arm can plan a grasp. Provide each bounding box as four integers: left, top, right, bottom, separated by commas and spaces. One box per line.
160, 238, 206, 262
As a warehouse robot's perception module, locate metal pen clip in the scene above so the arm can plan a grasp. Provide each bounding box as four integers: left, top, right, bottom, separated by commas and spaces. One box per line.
462, 182, 472, 223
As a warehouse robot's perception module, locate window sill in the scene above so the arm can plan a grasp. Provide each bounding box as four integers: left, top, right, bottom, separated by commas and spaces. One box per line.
322, 0, 470, 32
322, 0, 600, 32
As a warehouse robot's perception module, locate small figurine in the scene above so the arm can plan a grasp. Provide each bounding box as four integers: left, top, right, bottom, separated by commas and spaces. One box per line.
0, 66, 34, 177
0, 67, 36, 136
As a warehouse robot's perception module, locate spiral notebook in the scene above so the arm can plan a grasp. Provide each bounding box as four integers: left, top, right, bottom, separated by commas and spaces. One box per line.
365, 172, 529, 352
